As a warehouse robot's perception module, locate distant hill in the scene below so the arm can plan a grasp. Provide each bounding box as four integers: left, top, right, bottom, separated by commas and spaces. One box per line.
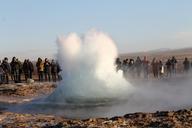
146, 48, 172, 53
120, 47, 192, 61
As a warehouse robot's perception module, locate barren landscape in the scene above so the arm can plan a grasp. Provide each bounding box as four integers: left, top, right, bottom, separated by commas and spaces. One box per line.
0, 81, 192, 128
1, 48, 192, 128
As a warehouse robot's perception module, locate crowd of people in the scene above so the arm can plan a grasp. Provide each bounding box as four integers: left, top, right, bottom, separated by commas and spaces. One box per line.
0, 57, 62, 84
115, 56, 192, 79
0, 55, 191, 84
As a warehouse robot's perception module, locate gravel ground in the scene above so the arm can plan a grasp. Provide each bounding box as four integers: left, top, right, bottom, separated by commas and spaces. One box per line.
0, 82, 56, 104
0, 108, 192, 128
0, 83, 192, 127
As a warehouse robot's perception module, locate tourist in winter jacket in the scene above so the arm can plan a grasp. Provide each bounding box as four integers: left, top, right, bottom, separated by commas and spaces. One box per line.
28, 59, 34, 79
142, 56, 149, 79
183, 57, 190, 73
151, 58, 159, 78
10, 57, 22, 83
44, 58, 51, 82
170, 56, 177, 75
51, 60, 58, 82
135, 56, 142, 77
0, 61, 5, 84
36, 58, 44, 82
1, 57, 11, 84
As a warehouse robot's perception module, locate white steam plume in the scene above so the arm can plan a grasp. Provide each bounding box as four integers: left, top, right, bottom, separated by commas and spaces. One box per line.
15, 30, 192, 119
48, 30, 133, 102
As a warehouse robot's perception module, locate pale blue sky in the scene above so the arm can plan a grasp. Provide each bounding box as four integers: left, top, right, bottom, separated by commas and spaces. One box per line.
0, 0, 192, 59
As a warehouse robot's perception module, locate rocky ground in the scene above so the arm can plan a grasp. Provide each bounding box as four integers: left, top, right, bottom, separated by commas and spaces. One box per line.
0, 82, 56, 97
0, 83, 192, 128
0, 82, 56, 103
0, 108, 192, 128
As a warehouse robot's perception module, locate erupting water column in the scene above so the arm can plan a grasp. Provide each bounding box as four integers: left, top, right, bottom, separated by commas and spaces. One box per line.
48, 30, 133, 103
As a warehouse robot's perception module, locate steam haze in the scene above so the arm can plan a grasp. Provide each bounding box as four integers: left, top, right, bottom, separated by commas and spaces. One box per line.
11, 30, 192, 119
48, 30, 133, 102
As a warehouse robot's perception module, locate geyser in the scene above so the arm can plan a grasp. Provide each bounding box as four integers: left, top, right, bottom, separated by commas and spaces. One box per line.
10, 30, 192, 119
48, 30, 133, 103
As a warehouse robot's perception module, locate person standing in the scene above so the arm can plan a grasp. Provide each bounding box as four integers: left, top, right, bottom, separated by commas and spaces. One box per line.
128, 59, 135, 77
191, 61, 192, 70
135, 56, 142, 78
51, 60, 58, 82
122, 59, 129, 78
16, 58, 22, 83
56, 61, 62, 81
142, 56, 149, 79
10, 57, 22, 83
183, 57, 190, 73
44, 58, 51, 82
2, 57, 11, 84
115, 58, 122, 72
28, 59, 34, 79
23, 59, 29, 81
159, 60, 164, 78
0, 61, 5, 84
36, 58, 44, 82
151, 58, 159, 78
10, 57, 16, 82
170, 56, 177, 75
166, 59, 172, 77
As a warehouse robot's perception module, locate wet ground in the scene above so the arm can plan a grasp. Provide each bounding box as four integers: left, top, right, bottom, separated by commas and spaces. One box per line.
0, 75, 192, 127
1, 108, 192, 127
5, 74, 192, 119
